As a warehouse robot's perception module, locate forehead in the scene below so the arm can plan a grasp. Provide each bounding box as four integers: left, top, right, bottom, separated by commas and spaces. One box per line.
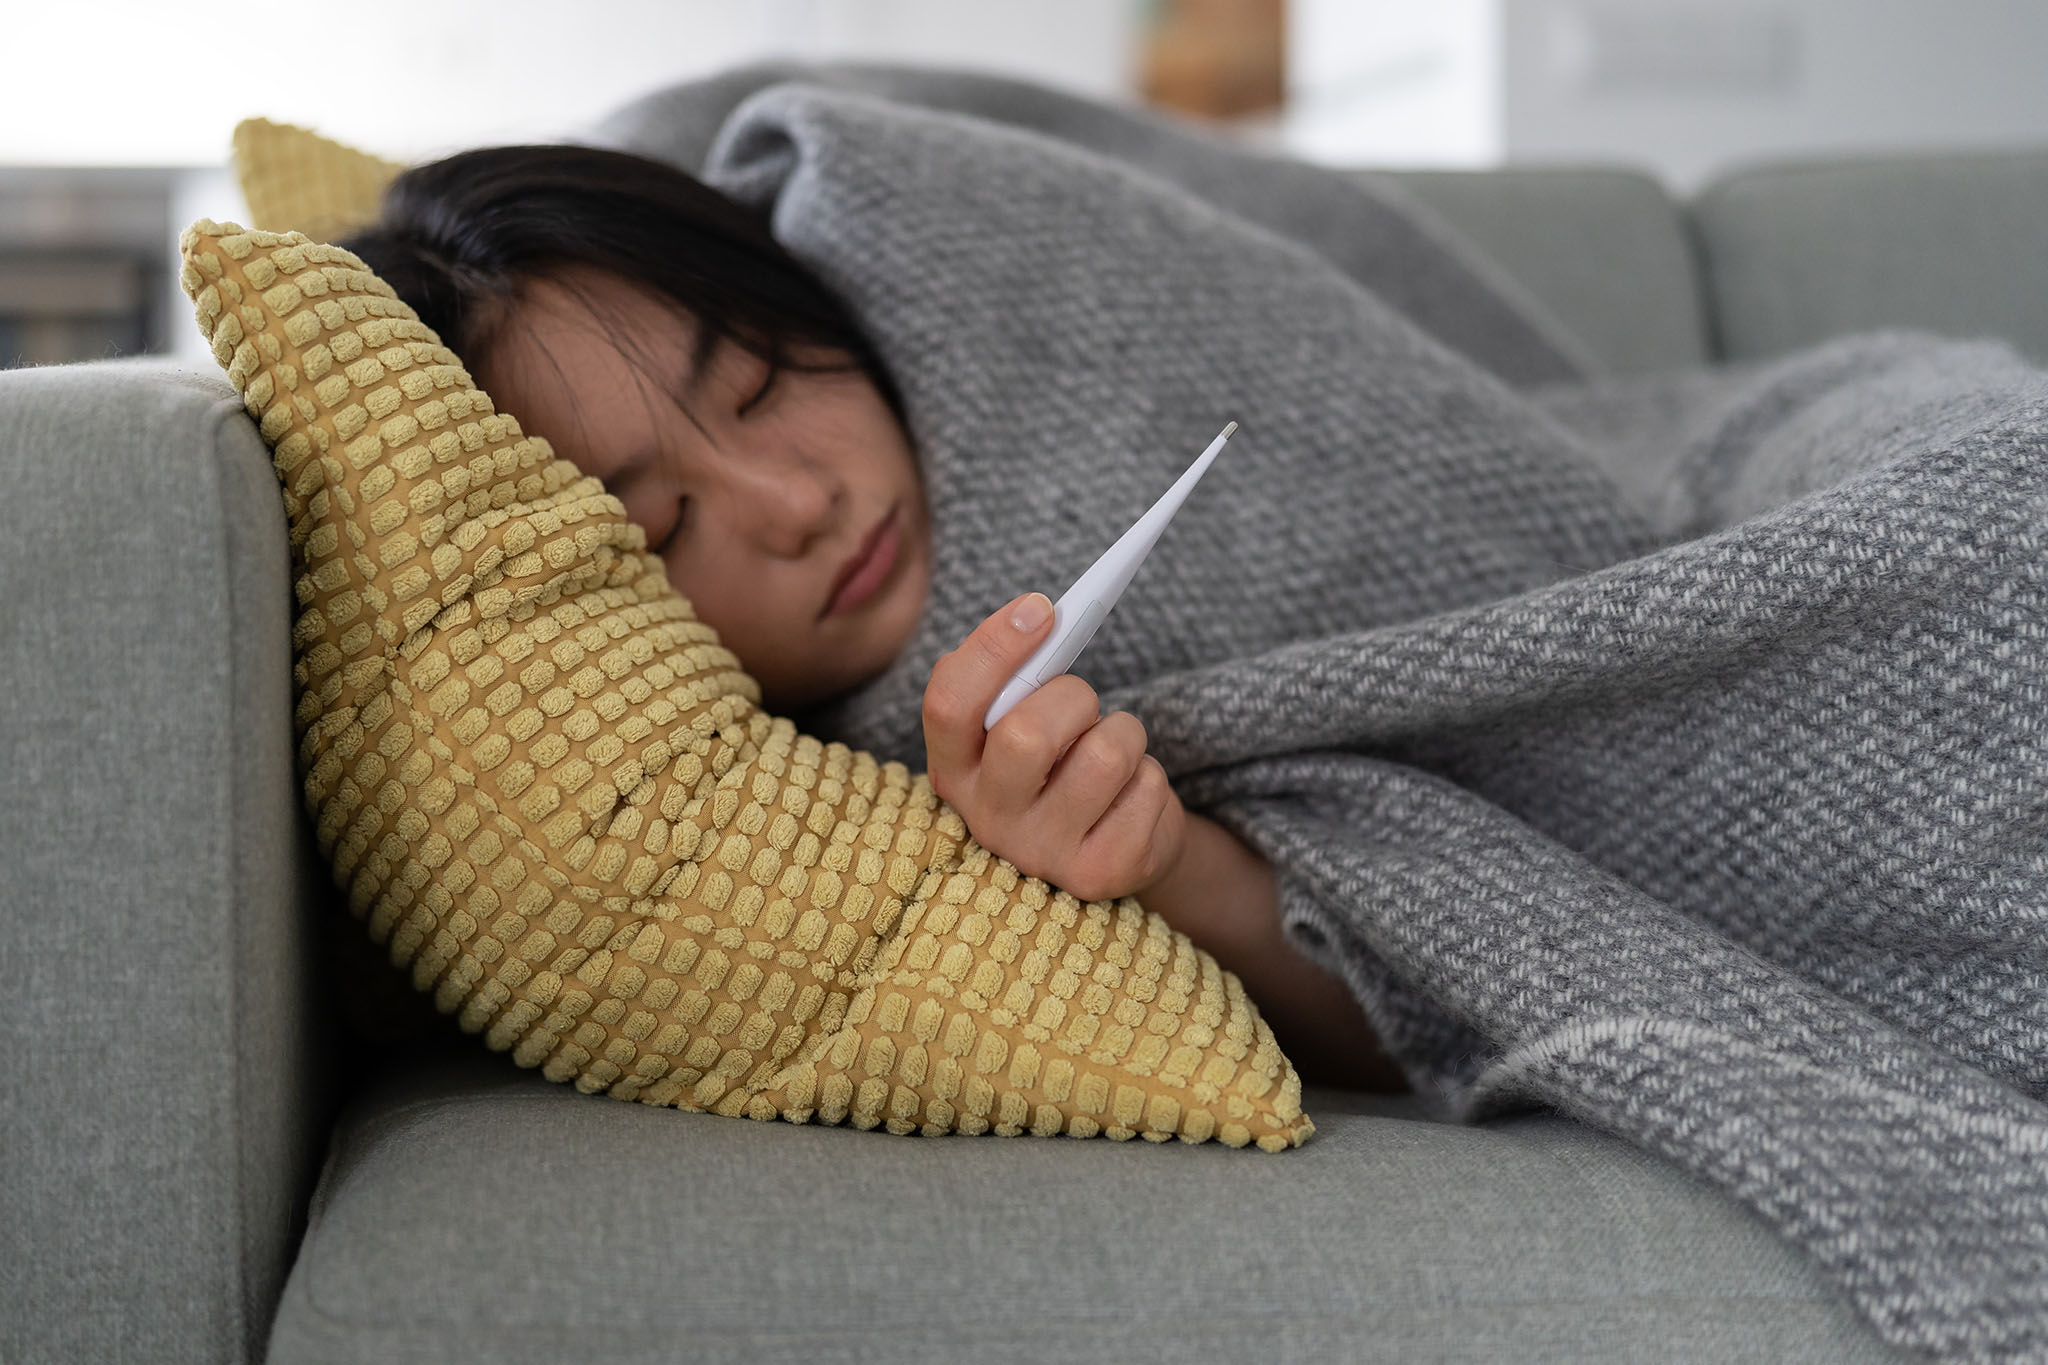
483, 269, 698, 449
495, 268, 698, 381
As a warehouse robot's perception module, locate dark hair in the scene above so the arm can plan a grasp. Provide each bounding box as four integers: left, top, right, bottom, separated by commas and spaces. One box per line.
340, 143, 900, 418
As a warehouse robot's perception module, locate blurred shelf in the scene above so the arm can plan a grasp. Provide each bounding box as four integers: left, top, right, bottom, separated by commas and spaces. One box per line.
0, 166, 192, 367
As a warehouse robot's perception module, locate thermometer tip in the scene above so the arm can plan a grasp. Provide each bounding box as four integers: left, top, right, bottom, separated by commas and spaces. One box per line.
1222, 420, 1238, 438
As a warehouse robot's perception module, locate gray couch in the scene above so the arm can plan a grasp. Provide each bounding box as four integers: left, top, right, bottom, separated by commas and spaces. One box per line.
11, 137, 2048, 1364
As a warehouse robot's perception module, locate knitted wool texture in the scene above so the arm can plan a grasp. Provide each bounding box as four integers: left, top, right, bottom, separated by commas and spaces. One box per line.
175, 220, 1314, 1152
602, 77, 2042, 1361
232, 118, 403, 242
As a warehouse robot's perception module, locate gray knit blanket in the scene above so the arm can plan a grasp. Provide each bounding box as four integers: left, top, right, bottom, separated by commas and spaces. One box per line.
595, 67, 2048, 1363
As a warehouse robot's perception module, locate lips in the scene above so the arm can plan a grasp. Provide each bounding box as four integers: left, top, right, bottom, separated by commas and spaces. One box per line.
822, 503, 901, 618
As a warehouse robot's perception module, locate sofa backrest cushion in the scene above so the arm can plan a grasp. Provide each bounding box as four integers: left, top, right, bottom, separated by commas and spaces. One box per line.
1376, 166, 1711, 377
1693, 148, 2048, 366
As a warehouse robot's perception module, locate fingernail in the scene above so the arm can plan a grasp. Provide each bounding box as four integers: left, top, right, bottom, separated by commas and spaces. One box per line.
1010, 592, 1052, 632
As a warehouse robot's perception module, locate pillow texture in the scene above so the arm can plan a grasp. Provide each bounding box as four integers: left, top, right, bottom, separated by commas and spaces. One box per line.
232, 118, 403, 242
178, 219, 1315, 1150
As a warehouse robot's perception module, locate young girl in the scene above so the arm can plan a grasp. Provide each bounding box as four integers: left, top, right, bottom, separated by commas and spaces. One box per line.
344, 144, 1399, 1091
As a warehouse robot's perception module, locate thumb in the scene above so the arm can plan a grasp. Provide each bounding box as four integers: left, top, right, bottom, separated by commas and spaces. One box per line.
962, 591, 1056, 703
975, 591, 1055, 678
925, 591, 1055, 780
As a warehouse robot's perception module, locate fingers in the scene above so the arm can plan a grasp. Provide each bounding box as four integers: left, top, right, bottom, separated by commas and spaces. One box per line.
919, 591, 1173, 903
1042, 707, 1147, 811
923, 592, 1054, 794
980, 676, 1106, 812
1073, 755, 1178, 902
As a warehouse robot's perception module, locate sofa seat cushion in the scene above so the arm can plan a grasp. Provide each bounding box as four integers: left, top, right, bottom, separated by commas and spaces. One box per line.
266, 1049, 1903, 1364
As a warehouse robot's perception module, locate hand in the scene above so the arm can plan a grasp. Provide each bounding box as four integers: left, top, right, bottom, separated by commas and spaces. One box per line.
922, 592, 1188, 904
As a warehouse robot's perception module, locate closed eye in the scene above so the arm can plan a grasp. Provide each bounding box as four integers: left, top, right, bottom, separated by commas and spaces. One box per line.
736, 359, 778, 418
609, 463, 685, 554
649, 498, 688, 554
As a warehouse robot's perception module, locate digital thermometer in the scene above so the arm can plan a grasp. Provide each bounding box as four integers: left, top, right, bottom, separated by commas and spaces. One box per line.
982, 421, 1237, 731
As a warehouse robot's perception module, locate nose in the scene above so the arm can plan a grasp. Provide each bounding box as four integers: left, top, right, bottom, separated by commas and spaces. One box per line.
714, 439, 841, 558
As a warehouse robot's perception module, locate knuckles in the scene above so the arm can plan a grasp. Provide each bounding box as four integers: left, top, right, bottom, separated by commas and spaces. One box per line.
1070, 712, 1146, 779
971, 623, 1025, 674
1067, 728, 1132, 783
920, 659, 973, 732
987, 713, 1059, 769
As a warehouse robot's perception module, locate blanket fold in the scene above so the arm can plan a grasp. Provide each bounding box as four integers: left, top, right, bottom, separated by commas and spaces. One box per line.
605, 68, 2048, 1362
592, 61, 1600, 386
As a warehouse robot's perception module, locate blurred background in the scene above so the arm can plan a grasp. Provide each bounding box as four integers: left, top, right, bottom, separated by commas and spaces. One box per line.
7, 0, 2048, 369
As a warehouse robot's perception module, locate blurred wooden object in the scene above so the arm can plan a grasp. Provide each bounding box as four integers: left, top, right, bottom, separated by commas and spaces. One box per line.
1141, 0, 1286, 121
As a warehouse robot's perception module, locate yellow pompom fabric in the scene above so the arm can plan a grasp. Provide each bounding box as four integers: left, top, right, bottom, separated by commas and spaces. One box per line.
232, 118, 403, 242
178, 218, 1314, 1151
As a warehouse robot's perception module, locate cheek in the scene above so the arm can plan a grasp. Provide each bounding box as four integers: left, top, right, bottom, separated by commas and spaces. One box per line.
625, 492, 677, 548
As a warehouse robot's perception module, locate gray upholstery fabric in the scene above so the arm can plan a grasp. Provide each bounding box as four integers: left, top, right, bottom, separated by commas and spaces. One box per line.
1376, 167, 1711, 376
1693, 148, 2048, 365
266, 1048, 1900, 1364
0, 359, 335, 1365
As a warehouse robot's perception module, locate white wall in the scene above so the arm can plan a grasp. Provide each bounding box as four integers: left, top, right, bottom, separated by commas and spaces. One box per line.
1284, 0, 1502, 167
3, 0, 1144, 167
0, 0, 1145, 365
1287, 0, 2048, 191
1504, 0, 2048, 190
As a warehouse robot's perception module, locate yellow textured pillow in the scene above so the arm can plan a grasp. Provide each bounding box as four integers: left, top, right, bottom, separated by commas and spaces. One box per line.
177, 218, 1315, 1151
232, 118, 403, 241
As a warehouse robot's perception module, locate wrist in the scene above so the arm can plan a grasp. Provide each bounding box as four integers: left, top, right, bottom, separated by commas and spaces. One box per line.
1136, 812, 1268, 958
1138, 814, 1407, 1092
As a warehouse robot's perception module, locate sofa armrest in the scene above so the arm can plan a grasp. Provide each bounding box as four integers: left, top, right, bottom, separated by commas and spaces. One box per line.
0, 358, 334, 1365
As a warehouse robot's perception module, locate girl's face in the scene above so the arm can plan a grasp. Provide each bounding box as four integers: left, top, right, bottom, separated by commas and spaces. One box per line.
473, 267, 931, 712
